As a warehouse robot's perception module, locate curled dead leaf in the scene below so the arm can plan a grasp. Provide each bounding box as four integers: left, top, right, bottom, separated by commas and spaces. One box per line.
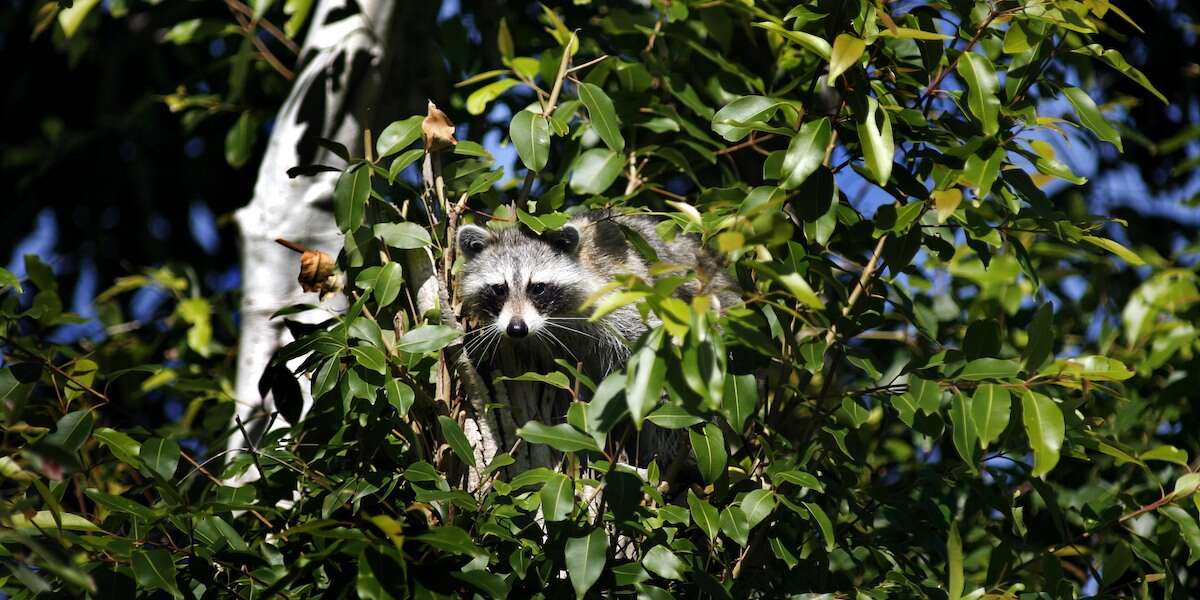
422, 100, 457, 152
298, 249, 337, 294
277, 238, 340, 295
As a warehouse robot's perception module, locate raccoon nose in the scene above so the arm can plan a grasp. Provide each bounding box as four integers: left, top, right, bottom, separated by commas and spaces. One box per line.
506, 319, 528, 338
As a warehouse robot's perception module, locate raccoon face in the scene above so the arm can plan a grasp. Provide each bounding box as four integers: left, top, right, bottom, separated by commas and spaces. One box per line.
457, 224, 590, 340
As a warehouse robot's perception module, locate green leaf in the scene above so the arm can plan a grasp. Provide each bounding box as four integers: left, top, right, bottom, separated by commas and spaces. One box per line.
578, 82, 625, 153
971, 384, 1011, 450
371, 262, 403, 308
374, 222, 432, 249
467, 79, 519, 115
131, 550, 182, 599
412, 526, 486, 557
962, 144, 1005, 196
947, 523, 964, 600
494, 371, 571, 389
741, 489, 777, 529
857, 96, 894, 185
645, 404, 704, 429
9, 510, 100, 533
376, 115, 424, 157
541, 472, 574, 522
712, 96, 789, 142
642, 545, 686, 580
351, 345, 388, 375
1021, 390, 1064, 478
0, 266, 21, 293
1174, 473, 1200, 499
752, 22, 831, 60
42, 410, 93, 453
1063, 87, 1123, 151
957, 358, 1020, 381
828, 34, 865, 84
397, 325, 463, 353
1159, 506, 1200, 565
950, 392, 978, 473
224, 111, 257, 168
569, 148, 624, 195
956, 52, 1001, 136
720, 506, 750, 546
86, 486, 158, 521
1141, 445, 1189, 466
803, 501, 836, 552
689, 423, 728, 484
140, 437, 181, 481
510, 110, 550, 172
687, 489, 720, 541
722, 374, 757, 433
1043, 355, 1135, 381
1081, 235, 1144, 266
625, 337, 666, 428
565, 528, 608, 599
437, 415, 476, 467
780, 117, 831, 190
516, 421, 600, 453
93, 427, 141, 466
334, 165, 371, 233
387, 148, 425, 182
1073, 44, 1168, 104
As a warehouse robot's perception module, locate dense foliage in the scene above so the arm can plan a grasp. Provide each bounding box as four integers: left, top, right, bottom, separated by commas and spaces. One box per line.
4, 1, 1200, 598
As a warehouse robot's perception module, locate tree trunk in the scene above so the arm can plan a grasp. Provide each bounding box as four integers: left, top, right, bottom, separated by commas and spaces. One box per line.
229, 0, 402, 468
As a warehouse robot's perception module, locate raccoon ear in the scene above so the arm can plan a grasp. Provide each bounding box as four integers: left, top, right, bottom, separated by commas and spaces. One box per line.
457, 225, 492, 258
545, 224, 581, 254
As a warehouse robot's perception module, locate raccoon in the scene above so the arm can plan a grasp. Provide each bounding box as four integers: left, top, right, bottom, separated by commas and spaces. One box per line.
455, 210, 739, 377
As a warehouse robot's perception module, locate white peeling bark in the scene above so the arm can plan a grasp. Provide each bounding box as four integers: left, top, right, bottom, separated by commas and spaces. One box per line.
229, 0, 399, 467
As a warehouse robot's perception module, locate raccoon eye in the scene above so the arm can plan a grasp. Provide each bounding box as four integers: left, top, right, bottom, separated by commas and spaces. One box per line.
489, 283, 508, 297
529, 282, 546, 296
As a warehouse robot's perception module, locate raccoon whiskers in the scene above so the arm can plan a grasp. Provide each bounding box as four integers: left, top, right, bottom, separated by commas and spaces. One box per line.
544, 319, 601, 342
535, 326, 579, 363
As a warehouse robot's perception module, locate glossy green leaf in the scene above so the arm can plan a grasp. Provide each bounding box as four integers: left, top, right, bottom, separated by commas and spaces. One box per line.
516, 421, 601, 453
971, 384, 1011, 449
1073, 44, 1168, 104
857, 96, 894, 185
140, 437, 180, 481
578, 82, 624, 153
466, 79, 519, 115
376, 116, 423, 157
510, 110, 550, 172
131, 550, 182, 599
957, 358, 1020, 381
541, 472, 574, 522
803, 501, 836, 552
565, 528, 608, 598
372, 262, 404, 308
720, 506, 750, 546
947, 523, 963, 600
642, 545, 686, 580
396, 325, 462, 353
374, 222, 432, 249
569, 148, 624, 195
334, 165, 370, 233
1063, 87, 1123, 151
741, 489, 777, 529
1021, 390, 1064, 478
43, 410, 93, 453
722, 374, 757, 433
689, 423, 728, 484
437, 415, 476, 467
687, 489, 720, 541
828, 34, 866, 84
956, 52, 1001, 136
780, 117, 831, 190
